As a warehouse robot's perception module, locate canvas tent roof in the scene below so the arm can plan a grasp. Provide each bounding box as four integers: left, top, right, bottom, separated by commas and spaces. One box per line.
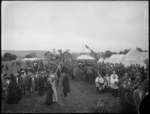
97, 58, 104, 63
109, 54, 124, 60
121, 48, 147, 68
76, 54, 95, 60
123, 48, 141, 61
121, 59, 146, 68
22, 58, 40, 61
106, 54, 125, 64
104, 58, 109, 63
139, 52, 149, 61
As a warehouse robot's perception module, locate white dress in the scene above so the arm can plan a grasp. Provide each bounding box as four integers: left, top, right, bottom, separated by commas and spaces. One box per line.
95, 77, 104, 90
50, 74, 58, 102
110, 74, 118, 89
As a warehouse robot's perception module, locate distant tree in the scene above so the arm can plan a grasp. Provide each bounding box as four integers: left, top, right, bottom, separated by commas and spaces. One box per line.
136, 47, 143, 52
2, 53, 17, 61
112, 52, 117, 54
25, 55, 32, 58
119, 51, 124, 54
29, 53, 36, 58
143, 50, 148, 52
105, 50, 112, 58
124, 49, 130, 54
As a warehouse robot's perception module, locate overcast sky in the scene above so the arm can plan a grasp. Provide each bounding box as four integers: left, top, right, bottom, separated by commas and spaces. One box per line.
2, 1, 148, 52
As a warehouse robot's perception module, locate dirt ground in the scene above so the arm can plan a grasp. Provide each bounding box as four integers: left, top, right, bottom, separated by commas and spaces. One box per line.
1, 61, 121, 113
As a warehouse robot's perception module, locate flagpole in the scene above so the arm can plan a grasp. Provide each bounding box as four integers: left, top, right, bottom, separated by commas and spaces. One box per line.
83, 42, 84, 54
83, 42, 84, 61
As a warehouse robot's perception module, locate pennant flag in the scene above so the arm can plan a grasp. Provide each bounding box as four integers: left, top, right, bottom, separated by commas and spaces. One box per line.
90, 49, 98, 59
85, 44, 98, 60
85, 44, 90, 49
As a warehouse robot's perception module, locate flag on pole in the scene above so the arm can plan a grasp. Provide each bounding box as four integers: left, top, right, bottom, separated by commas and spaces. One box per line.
90, 49, 98, 59
85, 44, 98, 59
85, 44, 90, 49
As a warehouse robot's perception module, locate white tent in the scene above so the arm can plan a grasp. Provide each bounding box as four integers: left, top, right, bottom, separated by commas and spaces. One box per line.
120, 59, 131, 67
97, 58, 104, 63
109, 54, 124, 60
123, 48, 142, 61
107, 54, 125, 64
76, 54, 95, 60
121, 48, 147, 68
104, 57, 109, 63
22, 58, 40, 61
121, 59, 146, 68
139, 52, 149, 61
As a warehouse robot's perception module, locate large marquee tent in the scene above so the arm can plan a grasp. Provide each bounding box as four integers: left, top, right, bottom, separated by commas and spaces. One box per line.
107, 54, 125, 64
103, 49, 147, 68
121, 48, 147, 68
22, 58, 40, 61
139, 52, 149, 61
76, 54, 95, 60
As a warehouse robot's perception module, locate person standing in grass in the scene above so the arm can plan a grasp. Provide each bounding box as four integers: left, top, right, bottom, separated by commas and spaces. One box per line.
45, 76, 54, 106
61, 68, 70, 97
95, 73, 104, 94
110, 71, 119, 97
7, 74, 18, 104
50, 70, 58, 103
6, 65, 8, 71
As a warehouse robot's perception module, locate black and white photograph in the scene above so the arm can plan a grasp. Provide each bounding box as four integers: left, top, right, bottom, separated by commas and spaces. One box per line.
1, 1, 149, 113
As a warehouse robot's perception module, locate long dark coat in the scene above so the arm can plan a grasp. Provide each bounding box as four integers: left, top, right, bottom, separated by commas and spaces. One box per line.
38, 76, 45, 96
45, 82, 53, 106
62, 75, 70, 94
27, 76, 32, 92
16, 81, 22, 101
7, 81, 19, 104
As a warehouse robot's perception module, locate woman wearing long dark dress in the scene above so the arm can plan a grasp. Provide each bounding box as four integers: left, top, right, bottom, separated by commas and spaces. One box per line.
62, 72, 70, 97
7, 74, 19, 104
45, 77, 53, 106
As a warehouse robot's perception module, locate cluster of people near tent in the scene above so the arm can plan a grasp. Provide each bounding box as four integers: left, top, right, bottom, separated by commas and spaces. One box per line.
1, 58, 149, 113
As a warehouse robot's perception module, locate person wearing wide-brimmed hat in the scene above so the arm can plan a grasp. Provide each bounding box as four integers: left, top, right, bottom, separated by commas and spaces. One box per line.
7, 74, 19, 104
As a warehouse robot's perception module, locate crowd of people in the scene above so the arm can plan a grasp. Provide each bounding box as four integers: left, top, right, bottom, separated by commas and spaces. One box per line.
95, 62, 149, 113
1, 60, 71, 106
1, 59, 149, 113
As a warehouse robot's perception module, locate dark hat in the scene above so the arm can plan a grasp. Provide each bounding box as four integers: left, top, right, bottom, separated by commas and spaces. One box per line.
4, 75, 10, 79
10, 74, 16, 81
3, 73, 7, 77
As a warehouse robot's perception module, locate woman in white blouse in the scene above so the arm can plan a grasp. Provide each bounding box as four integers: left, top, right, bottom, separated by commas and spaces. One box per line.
110, 71, 119, 97
95, 73, 104, 94
49, 70, 58, 103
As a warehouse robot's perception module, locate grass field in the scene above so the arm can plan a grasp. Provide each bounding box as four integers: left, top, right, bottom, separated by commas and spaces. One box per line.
2, 61, 121, 113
